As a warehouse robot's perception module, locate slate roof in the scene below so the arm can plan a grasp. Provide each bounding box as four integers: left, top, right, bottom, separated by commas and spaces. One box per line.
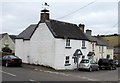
94, 37, 113, 49
85, 34, 112, 48
0, 33, 16, 43
16, 24, 38, 40
16, 20, 89, 41
9, 35, 17, 43
0, 33, 8, 40
46, 20, 88, 40
92, 37, 107, 46
85, 34, 96, 42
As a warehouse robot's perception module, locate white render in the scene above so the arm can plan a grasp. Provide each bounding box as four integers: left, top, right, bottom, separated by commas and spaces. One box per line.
107, 48, 114, 59
15, 22, 114, 70
54, 39, 89, 70
94, 45, 107, 62
87, 41, 114, 62
15, 23, 89, 70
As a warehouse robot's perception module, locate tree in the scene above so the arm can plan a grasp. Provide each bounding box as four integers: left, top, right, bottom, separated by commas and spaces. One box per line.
2, 47, 12, 53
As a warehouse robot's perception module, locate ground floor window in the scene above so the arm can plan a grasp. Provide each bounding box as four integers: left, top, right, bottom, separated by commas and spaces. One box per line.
65, 56, 71, 66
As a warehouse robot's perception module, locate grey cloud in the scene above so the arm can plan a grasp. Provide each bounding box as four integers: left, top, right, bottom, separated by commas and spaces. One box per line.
1, 1, 118, 35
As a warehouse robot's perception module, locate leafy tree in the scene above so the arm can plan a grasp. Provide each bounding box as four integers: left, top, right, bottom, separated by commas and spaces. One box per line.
2, 47, 13, 56
2, 47, 12, 53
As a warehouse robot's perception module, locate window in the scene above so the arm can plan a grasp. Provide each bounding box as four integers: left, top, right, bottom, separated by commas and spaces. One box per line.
65, 56, 71, 66
82, 40, 86, 49
65, 39, 71, 49
66, 39, 70, 47
99, 46, 101, 52
92, 43, 94, 51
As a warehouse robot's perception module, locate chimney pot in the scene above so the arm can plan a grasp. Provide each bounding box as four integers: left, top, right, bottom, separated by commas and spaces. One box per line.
40, 9, 50, 23
79, 24, 85, 32
86, 29, 92, 36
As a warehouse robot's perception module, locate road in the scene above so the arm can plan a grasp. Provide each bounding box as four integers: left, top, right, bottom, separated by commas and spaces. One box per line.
0, 63, 119, 82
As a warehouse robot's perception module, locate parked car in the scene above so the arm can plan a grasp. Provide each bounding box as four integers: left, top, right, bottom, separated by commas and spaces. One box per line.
2, 55, 22, 67
78, 59, 99, 72
114, 60, 120, 67
98, 58, 116, 70
117, 60, 120, 67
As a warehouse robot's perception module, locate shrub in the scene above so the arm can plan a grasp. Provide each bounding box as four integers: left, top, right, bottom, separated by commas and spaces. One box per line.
2, 47, 12, 53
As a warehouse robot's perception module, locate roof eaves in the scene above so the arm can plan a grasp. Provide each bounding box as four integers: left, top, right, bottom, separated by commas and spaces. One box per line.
29, 21, 41, 39
45, 21, 58, 37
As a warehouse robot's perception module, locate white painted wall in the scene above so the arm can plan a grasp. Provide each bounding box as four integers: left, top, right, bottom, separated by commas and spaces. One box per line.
54, 39, 89, 70
15, 23, 92, 70
107, 48, 113, 59
15, 39, 24, 61
15, 39, 30, 63
94, 45, 107, 62
23, 41, 30, 63
30, 23, 55, 68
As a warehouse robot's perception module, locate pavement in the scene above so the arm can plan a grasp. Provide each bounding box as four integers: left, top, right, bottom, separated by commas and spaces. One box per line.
22, 63, 56, 71
22, 63, 78, 72
1, 62, 119, 82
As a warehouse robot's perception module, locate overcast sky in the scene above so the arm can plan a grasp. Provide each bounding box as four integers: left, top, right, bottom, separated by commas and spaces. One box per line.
0, 0, 119, 35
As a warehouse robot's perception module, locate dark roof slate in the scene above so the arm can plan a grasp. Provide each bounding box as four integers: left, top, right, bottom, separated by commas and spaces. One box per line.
85, 34, 112, 48
0, 33, 16, 43
85, 34, 96, 42
16, 19, 89, 41
16, 24, 37, 40
46, 20, 88, 40
0, 33, 8, 40
9, 35, 17, 43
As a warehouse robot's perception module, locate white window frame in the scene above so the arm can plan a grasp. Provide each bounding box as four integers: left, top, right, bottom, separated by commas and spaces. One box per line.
92, 43, 95, 51
65, 39, 71, 48
65, 56, 71, 66
82, 40, 86, 49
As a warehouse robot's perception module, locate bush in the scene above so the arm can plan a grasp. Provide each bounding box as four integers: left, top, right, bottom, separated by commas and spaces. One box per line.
2, 47, 12, 57
2, 47, 12, 53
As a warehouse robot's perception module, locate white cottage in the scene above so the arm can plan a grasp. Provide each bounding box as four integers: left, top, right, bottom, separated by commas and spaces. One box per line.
15, 9, 90, 70
84, 30, 114, 62
0, 33, 16, 53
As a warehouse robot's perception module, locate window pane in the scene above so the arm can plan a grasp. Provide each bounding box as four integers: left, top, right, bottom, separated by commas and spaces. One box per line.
65, 56, 70, 64
65, 61, 69, 63
66, 56, 69, 60
82, 40, 85, 47
66, 39, 70, 46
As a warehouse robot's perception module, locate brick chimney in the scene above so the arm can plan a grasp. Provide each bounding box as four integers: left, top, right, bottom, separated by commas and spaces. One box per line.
40, 9, 50, 23
79, 24, 85, 32
86, 29, 92, 36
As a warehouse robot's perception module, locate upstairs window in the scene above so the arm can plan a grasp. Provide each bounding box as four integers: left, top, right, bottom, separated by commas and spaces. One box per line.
99, 46, 101, 52
92, 43, 95, 51
65, 39, 71, 49
66, 39, 70, 47
82, 40, 86, 49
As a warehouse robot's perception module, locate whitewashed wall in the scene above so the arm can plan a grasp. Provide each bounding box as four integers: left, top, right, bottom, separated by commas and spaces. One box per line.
107, 48, 113, 59
15, 23, 90, 70
30, 23, 55, 68
94, 45, 107, 62
54, 39, 89, 70
23, 41, 30, 63
15, 39, 24, 61
87, 42, 96, 61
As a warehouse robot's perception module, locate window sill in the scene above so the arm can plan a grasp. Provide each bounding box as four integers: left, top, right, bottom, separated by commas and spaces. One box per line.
65, 64, 71, 66
65, 46, 72, 49
81, 47, 86, 49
